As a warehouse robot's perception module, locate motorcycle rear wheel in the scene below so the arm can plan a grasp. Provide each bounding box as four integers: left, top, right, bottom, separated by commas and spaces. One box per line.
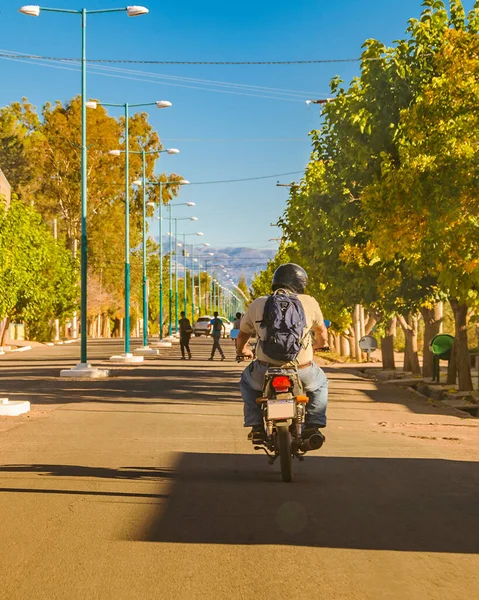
277, 424, 293, 482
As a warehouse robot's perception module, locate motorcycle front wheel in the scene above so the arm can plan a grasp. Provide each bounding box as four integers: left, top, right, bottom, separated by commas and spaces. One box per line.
276, 424, 293, 482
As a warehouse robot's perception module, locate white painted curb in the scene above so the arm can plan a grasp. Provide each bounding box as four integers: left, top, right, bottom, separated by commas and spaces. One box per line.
109, 353, 144, 364
0, 398, 31, 416
60, 363, 110, 378
133, 347, 160, 356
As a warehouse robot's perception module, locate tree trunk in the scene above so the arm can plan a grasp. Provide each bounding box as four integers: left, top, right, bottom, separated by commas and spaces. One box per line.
333, 332, 341, 354
398, 313, 421, 375
0, 318, 10, 347
446, 343, 457, 385
353, 305, 361, 360
111, 318, 120, 338
381, 317, 396, 370
340, 335, 350, 357
364, 313, 378, 335
449, 299, 473, 391
420, 304, 443, 379
101, 314, 111, 339
359, 306, 365, 337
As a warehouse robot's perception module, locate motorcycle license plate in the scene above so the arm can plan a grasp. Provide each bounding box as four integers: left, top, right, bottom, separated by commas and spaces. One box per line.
267, 400, 295, 420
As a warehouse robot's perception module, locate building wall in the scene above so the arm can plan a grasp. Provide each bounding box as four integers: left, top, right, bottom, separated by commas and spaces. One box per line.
0, 168, 11, 208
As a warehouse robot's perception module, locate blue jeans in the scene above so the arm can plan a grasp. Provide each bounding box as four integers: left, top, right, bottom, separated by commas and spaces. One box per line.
239, 360, 328, 427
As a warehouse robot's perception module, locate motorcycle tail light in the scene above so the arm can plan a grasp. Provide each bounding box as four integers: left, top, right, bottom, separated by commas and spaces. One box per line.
272, 376, 291, 393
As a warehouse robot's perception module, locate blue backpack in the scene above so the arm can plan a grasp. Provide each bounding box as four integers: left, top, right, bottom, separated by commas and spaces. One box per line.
259, 290, 307, 362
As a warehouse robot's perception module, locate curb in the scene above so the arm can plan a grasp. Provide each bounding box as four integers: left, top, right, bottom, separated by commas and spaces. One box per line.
352, 367, 478, 418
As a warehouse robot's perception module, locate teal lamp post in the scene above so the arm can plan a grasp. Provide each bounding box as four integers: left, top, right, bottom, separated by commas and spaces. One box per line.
88, 99, 172, 363
164, 203, 196, 340
20, 4, 149, 377
141, 180, 190, 339
173, 227, 203, 333
110, 147, 180, 354
189, 244, 209, 321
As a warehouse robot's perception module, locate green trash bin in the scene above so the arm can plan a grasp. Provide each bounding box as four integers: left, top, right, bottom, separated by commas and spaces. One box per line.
429, 334, 454, 382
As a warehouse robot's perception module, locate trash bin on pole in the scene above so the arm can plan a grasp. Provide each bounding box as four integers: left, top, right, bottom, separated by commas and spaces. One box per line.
429, 334, 454, 383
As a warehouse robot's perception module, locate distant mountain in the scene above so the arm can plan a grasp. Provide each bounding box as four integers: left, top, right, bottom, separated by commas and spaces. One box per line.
151, 237, 275, 285
199, 247, 276, 285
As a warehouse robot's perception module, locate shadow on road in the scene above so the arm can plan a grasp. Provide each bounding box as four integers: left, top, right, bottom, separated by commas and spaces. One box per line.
134, 452, 479, 553
1, 454, 478, 552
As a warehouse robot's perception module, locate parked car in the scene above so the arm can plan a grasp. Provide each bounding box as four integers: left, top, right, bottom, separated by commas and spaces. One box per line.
194, 316, 213, 336
194, 315, 233, 337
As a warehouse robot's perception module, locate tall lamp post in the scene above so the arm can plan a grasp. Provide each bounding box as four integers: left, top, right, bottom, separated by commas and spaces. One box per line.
173, 228, 203, 333
163, 203, 197, 339
88, 99, 172, 363
189, 244, 210, 320
110, 147, 180, 355
141, 180, 191, 339
20, 4, 149, 377
183, 241, 209, 323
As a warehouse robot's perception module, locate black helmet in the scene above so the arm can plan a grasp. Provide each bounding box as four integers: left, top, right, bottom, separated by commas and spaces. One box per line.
272, 263, 308, 294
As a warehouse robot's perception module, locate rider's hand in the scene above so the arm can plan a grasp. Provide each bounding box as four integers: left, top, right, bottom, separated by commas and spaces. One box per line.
238, 347, 254, 359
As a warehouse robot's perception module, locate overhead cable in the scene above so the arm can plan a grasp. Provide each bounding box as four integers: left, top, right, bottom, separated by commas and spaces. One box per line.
0, 52, 374, 65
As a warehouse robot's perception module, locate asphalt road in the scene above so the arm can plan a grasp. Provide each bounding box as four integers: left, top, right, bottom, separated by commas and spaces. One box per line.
0, 338, 478, 600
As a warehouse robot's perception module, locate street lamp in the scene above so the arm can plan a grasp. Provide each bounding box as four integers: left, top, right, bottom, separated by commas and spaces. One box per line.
140, 179, 190, 339
189, 243, 209, 319
181, 238, 207, 322
110, 146, 179, 354
90, 99, 171, 363
20, 4, 148, 377
173, 228, 203, 334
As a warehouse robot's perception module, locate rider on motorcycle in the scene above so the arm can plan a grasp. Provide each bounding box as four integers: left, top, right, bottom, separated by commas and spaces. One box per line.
236, 263, 329, 444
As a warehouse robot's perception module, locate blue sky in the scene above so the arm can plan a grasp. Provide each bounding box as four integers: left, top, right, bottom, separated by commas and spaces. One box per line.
0, 1, 474, 262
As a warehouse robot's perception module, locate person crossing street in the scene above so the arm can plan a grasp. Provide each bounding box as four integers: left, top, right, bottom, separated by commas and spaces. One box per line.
179, 311, 193, 360
208, 311, 225, 361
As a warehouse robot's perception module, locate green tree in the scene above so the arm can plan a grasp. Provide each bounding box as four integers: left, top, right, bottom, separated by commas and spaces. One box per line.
0, 197, 78, 343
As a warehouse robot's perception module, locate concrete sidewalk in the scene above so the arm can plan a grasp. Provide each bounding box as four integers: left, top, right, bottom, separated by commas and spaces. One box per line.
0, 338, 478, 600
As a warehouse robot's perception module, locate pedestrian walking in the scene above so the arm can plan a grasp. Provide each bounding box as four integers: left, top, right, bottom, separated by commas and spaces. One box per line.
179, 311, 192, 360
233, 312, 242, 348
209, 311, 225, 361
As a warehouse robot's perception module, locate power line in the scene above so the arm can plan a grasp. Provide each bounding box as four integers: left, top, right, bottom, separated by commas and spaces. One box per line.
161, 138, 308, 142
0, 52, 369, 65
0, 52, 314, 103
190, 171, 303, 185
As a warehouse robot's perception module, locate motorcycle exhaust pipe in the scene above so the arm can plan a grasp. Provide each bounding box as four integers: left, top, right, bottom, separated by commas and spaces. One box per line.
301, 432, 324, 452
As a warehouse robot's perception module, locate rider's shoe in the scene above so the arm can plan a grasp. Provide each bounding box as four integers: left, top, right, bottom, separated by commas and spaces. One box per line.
221, 356, 225, 361
208, 357, 214, 361
248, 425, 266, 444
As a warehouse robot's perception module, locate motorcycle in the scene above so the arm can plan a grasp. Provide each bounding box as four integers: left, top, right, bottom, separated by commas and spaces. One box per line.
236, 352, 325, 483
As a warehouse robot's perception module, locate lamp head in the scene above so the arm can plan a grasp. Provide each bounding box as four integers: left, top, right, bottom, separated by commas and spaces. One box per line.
167, 148, 180, 154
19, 5, 40, 16
86, 101, 98, 110
196, 232, 204, 236
186, 202, 195, 207
108, 149, 122, 157
132, 179, 142, 186
126, 6, 149, 17
156, 100, 172, 109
